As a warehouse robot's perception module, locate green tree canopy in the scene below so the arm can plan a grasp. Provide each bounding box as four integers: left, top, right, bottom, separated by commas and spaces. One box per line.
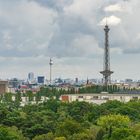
97, 114, 131, 138
33, 132, 54, 140
0, 125, 27, 140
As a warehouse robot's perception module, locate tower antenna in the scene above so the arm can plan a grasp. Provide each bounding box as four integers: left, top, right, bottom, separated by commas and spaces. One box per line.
105, 17, 108, 26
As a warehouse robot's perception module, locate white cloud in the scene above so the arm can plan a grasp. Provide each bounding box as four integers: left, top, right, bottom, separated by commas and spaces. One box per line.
100, 15, 121, 26
104, 4, 123, 12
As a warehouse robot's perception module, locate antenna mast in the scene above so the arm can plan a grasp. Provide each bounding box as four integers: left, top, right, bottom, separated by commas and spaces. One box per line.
100, 23, 113, 89
49, 58, 53, 85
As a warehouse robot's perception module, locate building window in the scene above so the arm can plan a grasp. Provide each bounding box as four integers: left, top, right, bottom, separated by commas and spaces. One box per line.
78, 96, 83, 98
102, 96, 109, 100
93, 96, 99, 99
132, 97, 138, 100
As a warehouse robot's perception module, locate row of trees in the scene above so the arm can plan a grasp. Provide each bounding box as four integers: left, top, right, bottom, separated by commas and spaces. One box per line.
79, 85, 140, 93
0, 98, 140, 139
38, 85, 140, 97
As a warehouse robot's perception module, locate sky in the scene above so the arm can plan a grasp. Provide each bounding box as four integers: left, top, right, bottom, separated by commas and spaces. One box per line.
0, 0, 140, 80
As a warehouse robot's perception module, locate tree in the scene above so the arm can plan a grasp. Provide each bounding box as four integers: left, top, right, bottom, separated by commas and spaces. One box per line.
14, 92, 22, 107
131, 123, 140, 139
96, 128, 105, 140
110, 128, 136, 140
97, 114, 130, 138
35, 92, 41, 104
25, 124, 47, 139
54, 137, 66, 140
68, 101, 92, 122
0, 125, 27, 140
33, 132, 54, 140
56, 119, 83, 138
115, 106, 140, 121
3, 93, 13, 104
2, 109, 22, 127
26, 91, 34, 102
43, 99, 60, 112
70, 132, 91, 140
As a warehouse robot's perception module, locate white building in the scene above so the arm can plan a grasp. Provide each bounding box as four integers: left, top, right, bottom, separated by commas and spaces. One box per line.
60, 93, 140, 104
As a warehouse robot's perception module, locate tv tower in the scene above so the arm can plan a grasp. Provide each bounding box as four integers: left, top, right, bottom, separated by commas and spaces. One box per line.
49, 58, 53, 85
100, 23, 113, 87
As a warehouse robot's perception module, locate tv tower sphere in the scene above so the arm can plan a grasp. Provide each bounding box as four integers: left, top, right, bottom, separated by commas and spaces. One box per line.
49, 58, 53, 65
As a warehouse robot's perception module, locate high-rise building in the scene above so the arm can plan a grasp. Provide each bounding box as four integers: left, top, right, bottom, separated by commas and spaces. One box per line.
37, 76, 45, 84
8, 78, 19, 88
75, 78, 78, 83
28, 72, 35, 84
28, 72, 34, 80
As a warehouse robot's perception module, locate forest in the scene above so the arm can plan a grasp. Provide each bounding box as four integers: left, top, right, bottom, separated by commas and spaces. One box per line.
0, 94, 140, 140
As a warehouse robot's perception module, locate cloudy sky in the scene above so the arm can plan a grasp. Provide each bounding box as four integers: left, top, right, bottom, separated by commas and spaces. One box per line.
0, 0, 139, 80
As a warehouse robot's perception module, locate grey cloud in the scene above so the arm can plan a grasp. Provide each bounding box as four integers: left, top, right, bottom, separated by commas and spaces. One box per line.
1, 0, 136, 59
0, 0, 57, 57
29, 0, 73, 11
0, 0, 139, 79
123, 48, 140, 54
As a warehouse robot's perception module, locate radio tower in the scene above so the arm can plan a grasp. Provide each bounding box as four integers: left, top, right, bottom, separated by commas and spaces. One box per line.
100, 23, 113, 88
49, 58, 53, 85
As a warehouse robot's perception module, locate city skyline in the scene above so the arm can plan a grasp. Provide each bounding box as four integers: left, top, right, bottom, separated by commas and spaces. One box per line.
0, 0, 140, 80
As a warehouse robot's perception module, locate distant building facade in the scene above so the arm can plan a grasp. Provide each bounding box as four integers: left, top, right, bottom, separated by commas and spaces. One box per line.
37, 76, 45, 84
60, 93, 140, 104
8, 78, 19, 88
0, 81, 8, 94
